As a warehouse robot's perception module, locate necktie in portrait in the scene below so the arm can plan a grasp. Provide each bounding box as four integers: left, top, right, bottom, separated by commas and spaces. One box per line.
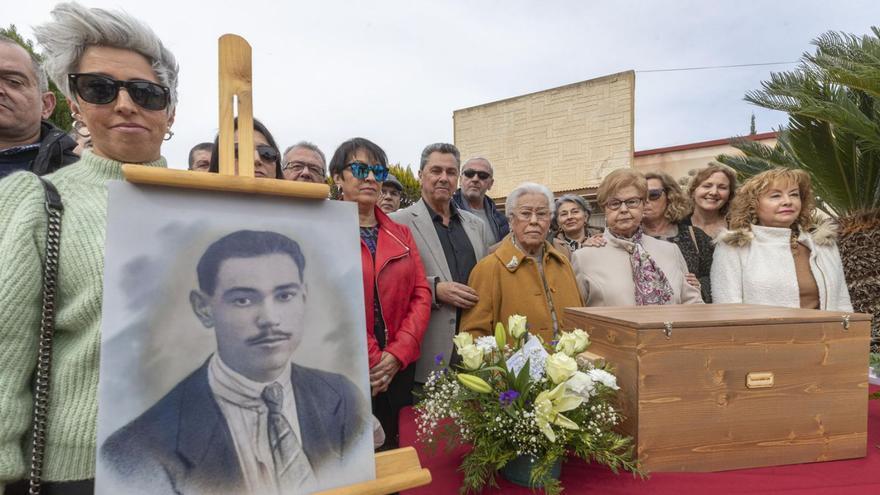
262, 383, 315, 489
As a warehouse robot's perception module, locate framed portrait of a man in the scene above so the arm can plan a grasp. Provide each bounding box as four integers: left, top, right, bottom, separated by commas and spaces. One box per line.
95, 182, 373, 494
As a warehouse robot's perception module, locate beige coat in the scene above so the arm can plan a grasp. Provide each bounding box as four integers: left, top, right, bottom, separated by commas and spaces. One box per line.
570, 230, 703, 306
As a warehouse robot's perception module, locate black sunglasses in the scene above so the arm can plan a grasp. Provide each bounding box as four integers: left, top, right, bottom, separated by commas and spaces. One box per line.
234, 143, 279, 162
68, 73, 170, 111
647, 188, 666, 201
462, 169, 491, 180
346, 161, 389, 181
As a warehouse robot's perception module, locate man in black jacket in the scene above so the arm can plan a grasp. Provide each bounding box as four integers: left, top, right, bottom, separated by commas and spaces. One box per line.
0, 37, 78, 179
452, 156, 509, 243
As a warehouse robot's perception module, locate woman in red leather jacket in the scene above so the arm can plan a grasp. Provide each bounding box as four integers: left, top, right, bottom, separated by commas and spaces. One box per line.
330, 137, 432, 449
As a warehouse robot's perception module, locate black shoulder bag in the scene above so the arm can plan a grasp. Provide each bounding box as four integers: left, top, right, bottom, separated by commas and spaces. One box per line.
8, 179, 90, 495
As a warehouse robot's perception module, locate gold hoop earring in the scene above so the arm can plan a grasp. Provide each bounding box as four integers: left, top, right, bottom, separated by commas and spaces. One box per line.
164, 130, 174, 141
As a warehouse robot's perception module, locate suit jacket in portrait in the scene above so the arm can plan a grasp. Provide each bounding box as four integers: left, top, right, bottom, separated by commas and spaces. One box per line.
100, 360, 366, 494
390, 199, 494, 382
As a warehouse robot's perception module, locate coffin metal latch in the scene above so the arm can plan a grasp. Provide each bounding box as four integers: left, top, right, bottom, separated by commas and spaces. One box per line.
841, 314, 851, 331
663, 321, 673, 340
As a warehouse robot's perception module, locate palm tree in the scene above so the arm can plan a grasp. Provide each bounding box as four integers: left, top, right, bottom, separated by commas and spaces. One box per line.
718, 27, 880, 353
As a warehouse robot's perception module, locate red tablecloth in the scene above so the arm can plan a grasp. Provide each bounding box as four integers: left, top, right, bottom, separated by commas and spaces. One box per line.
400, 386, 879, 494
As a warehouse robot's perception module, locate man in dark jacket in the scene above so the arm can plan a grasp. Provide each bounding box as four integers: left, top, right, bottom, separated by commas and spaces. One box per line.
0, 37, 78, 179
452, 156, 509, 243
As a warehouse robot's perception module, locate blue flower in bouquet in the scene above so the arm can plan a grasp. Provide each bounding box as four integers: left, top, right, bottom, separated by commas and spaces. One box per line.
434, 353, 444, 365
498, 389, 520, 406
415, 314, 639, 494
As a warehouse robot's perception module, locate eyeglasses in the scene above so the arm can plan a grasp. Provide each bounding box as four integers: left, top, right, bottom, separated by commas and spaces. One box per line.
462, 169, 491, 180
234, 143, 279, 163
346, 161, 389, 181
512, 208, 551, 222
68, 73, 170, 111
605, 198, 643, 211
283, 161, 325, 177
647, 188, 666, 201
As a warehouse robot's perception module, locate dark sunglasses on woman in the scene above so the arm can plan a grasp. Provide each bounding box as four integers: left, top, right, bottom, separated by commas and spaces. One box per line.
68, 73, 170, 111
234, 143, 279, 162
347, 162, 389, 181
647, 188, 666, 201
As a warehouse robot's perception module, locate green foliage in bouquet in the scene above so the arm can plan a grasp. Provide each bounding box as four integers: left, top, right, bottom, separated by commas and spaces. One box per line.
415, 316, 639, 494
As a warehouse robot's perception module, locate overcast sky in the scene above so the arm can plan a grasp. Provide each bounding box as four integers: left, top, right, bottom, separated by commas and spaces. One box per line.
14, 0, 880, 170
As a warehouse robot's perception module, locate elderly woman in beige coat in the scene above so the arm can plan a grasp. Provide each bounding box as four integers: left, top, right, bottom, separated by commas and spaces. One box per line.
571, 169, 703, 306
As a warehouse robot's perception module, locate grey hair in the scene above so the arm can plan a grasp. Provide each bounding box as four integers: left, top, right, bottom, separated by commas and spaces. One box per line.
554, 194, 591, 219
283, 141, 326, 166
462, 156, 493, 175
419, 142, 460, 171
0, 35, 49, 93
33, 2, 179, 113
505, 182, 555, 218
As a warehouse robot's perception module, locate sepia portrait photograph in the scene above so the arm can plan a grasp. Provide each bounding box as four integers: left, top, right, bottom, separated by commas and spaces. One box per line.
95, 182, 373, 495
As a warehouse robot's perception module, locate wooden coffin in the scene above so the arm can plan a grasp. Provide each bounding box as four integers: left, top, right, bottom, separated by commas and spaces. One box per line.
564, 304, 872, 472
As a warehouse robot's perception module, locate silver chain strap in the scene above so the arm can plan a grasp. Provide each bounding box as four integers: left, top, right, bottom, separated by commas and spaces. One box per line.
28, 179, 63, 495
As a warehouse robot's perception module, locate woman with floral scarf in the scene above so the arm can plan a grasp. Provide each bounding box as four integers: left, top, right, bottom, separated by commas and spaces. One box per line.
570, 169, 703, 306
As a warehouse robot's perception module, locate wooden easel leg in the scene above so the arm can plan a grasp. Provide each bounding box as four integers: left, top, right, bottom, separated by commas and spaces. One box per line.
314, 447, 431, 495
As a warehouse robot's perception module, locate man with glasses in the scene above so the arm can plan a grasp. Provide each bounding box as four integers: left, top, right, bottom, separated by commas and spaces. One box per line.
452, 157, 509, 243
391, 143, 494, 385
282, 141, 326, 183
0, 36, 77, 179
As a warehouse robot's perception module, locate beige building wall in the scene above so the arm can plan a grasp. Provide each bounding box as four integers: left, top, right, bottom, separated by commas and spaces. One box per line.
633, 132, 777, 184
453, 71, 635, 200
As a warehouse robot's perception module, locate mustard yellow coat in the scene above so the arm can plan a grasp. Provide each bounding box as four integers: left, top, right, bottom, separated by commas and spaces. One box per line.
460, 235, 584, 343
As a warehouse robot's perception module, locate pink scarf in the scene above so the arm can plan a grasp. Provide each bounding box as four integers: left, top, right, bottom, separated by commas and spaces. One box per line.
609, 228, 674, 305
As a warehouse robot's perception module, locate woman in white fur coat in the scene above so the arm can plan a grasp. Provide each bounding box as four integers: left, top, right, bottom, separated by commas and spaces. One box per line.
711, 168, 853, 311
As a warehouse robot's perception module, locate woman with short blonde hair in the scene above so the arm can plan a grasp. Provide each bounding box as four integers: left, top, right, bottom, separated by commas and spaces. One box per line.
712, 168, 852, 311
571, 169, 702, 307
727, 168, 815, 231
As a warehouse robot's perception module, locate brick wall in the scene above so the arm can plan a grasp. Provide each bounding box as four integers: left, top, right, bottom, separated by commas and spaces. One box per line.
453, 71, 635, 200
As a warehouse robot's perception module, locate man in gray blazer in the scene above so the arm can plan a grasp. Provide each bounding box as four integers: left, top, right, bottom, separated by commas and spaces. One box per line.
391, 143, 494, 384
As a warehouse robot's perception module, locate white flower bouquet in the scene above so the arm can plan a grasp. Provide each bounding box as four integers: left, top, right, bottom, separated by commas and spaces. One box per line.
416, 315, 638, 494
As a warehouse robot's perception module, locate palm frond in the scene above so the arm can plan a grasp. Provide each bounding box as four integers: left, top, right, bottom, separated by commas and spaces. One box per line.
730, 26, 880, 218
810, 27, 880, 98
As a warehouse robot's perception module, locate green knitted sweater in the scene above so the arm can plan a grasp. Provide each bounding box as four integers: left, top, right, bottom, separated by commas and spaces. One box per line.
0, 151, 166, 485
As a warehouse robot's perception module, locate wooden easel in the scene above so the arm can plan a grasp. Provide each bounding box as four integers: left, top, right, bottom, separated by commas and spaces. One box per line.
122, 34, 431, 495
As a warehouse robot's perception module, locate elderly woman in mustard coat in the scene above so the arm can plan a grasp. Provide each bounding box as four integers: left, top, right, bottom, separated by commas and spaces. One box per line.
460, 182, 583, 343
